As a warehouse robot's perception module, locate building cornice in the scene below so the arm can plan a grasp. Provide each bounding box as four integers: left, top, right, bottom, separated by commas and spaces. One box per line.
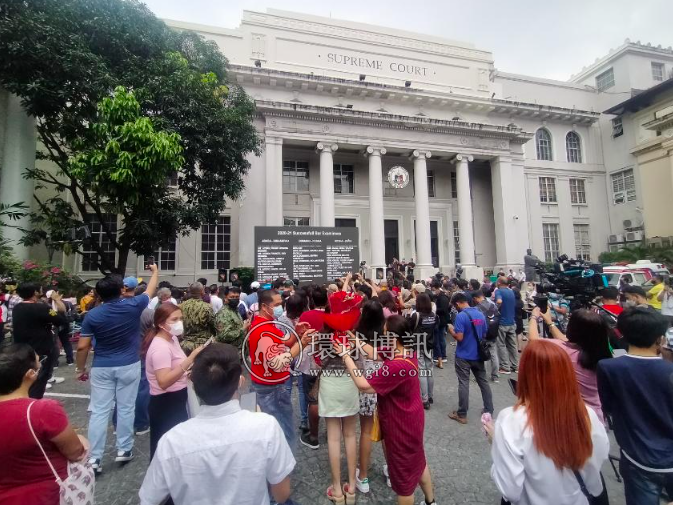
255, 100, 534, 144
231, 65, 600, 125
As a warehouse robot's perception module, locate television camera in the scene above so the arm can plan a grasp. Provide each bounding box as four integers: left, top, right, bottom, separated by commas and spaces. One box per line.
534, 254, 609, 312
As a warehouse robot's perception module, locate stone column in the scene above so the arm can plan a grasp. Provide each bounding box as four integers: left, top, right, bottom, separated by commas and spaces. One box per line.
265, 136, 283, 226
412, 150, 434, 279
491, 155, 530, 270
317, 142, 338, 227
453, 154, 476, 266
0, 93, 36, 261
366, 146, 386, 273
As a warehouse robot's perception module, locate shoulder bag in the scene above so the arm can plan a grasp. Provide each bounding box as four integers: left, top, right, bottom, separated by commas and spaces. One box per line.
27, 401, 96, 505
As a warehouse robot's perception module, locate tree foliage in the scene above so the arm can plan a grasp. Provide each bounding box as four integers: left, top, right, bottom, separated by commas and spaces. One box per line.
0, 0, 260, 273
598, 245, 673, 267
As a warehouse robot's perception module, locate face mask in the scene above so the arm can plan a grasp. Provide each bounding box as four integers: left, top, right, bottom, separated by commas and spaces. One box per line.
273, 305, 284, 319
624, 300, 637, 308
227, 298, 240, 309
167, 321, 184, 337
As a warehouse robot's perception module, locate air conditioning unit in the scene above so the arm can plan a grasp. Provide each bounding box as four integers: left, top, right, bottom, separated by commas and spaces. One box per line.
608, 234, 624, 244
623, 219, 633, 229
625, 231, 644, 242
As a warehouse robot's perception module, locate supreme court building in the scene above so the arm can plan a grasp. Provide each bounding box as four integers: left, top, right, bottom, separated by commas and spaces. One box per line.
2, 9, 672, 283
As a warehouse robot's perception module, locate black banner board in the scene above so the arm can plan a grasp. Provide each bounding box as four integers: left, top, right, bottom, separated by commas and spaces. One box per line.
255, 226, 360, 283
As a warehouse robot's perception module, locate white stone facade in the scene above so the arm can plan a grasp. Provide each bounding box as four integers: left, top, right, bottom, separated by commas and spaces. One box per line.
2, 9, 673, 284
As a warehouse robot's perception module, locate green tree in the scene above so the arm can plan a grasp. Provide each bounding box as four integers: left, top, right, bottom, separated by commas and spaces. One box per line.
0, 0, 260, 274
599, 245, 673, 267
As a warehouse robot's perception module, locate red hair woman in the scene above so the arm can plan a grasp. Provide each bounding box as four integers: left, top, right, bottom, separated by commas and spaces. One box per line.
488, 340, 610, 505
142, 303, 204, 458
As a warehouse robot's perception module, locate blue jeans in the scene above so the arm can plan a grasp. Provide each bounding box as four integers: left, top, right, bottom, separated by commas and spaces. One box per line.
433, 325, 447, 360
88, 361, 141, 460
112, 361, 150, 430
252, 379, 296, 451
284, 373, 307, 426
620, 456, 673, 505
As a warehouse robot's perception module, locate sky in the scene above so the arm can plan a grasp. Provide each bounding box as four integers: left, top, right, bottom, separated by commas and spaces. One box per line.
141, 0, 673, 81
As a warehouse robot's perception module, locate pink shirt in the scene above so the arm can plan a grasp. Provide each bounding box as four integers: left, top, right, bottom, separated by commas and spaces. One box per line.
146, 335, 188, 396
548, 339, 604, 423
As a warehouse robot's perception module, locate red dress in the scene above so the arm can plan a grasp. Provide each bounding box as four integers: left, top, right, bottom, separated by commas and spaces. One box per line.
368, 356, 426, 496
0, 398, 69, 505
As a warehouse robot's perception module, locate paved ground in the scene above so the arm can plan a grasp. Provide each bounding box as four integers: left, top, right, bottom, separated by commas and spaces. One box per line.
48, 350, 627, 505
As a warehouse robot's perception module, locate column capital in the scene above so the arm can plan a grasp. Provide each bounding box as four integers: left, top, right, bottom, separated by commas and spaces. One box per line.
365, 146, 386, 157
265, 136, 283, 146
451, 154, 474, 164
316, 142, 338, 153
411, 150, 432, 160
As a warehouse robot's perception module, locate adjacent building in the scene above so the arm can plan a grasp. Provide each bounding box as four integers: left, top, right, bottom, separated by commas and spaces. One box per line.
1, 9, 671, 283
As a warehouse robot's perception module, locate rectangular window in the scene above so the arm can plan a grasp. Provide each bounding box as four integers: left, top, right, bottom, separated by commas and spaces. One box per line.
335, 218, 356, 228
149, 236, 177, 271
333, 164, 354, 194
166, 171, 179, 187
200, 216, 231, 270
453, 220, 460, 265
574, 224, 591, 261
596, 68, 615, 91
652, 62, 665, 82
450, 172, 457, 199
542, 223, 560, 263
283, 217, 310, 226
430, 220, 439, 268
282, 160, 309, 193
570, 178, 587, 205
81, 214, 117, 272
539, 177, 557, 203
611, 168, 636, 204
427, 170, 436, 198
612, 117, 623, 138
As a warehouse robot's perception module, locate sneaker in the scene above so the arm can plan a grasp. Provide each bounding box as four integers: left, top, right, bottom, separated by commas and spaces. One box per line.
299, 431, 319, 450
59, 350, 66, 356
299, 422, 309, 434
135, 427, 150, 436
355, 468, 370, 493
67, 362, 74, 366
115, 450, 134, 462
423, 401, 431, 410
418, 501, 437, 505
491, 378, 500, 383
383, 464, 389, 478
386, 476, 392, 488
498, 369, 511, 375
48, 376, 65, 384
53, 365, 59, 370
88, 458, 102, 474
428, 397, 434, 404
46, 383, 52, 390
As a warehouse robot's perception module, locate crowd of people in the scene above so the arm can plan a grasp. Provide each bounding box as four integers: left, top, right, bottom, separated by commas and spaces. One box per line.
0, 263, 672, 505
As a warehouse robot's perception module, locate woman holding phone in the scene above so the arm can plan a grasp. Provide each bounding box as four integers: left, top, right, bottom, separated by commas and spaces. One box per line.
142, 303, 204, 458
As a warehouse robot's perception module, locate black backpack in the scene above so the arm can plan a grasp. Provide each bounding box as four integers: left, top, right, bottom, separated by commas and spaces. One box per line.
477, 301, 499, 341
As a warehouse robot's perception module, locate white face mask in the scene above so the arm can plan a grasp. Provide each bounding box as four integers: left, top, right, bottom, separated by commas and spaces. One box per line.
167, 321, 184, 337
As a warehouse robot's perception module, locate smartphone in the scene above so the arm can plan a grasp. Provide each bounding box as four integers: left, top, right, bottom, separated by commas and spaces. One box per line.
240, 392, 257, 412
508, 378, 518, 395
145, 255, 155, 270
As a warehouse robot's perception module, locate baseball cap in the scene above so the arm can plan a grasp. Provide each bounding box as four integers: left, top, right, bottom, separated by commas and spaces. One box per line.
283, 279, 294, 288
250, 281, 261, 289
123, 276, 139, 289
413, 283, 426, 293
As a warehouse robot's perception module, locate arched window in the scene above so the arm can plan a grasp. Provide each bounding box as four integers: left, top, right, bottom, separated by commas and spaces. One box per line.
566, 131, 582, 163
536, 129, 552, 161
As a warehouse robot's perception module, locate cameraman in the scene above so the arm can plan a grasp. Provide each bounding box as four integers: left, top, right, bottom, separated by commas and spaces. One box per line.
548, 293, 570, 333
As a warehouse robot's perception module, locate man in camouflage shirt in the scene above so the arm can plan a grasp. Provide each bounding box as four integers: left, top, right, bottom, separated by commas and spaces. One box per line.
179, 282, 216, 354
214, 286, 250, 350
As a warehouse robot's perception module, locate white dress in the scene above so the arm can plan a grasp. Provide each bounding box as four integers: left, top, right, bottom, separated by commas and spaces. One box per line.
491, 405, 609, 505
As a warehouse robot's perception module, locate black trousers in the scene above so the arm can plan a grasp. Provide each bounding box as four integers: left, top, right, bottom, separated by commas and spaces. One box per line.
148, 388, 189, 459
29, 342, 57, 399
57, 325, 74, 364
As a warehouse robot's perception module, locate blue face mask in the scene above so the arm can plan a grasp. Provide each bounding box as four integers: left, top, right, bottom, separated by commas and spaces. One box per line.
273, 305, 284, 319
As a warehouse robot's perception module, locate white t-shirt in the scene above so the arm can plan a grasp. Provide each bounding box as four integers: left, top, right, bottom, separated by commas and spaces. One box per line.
661, 291, 673, 316
491, 405, 609, 505
210, 295, 223, 314
139, 400, 295, 505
